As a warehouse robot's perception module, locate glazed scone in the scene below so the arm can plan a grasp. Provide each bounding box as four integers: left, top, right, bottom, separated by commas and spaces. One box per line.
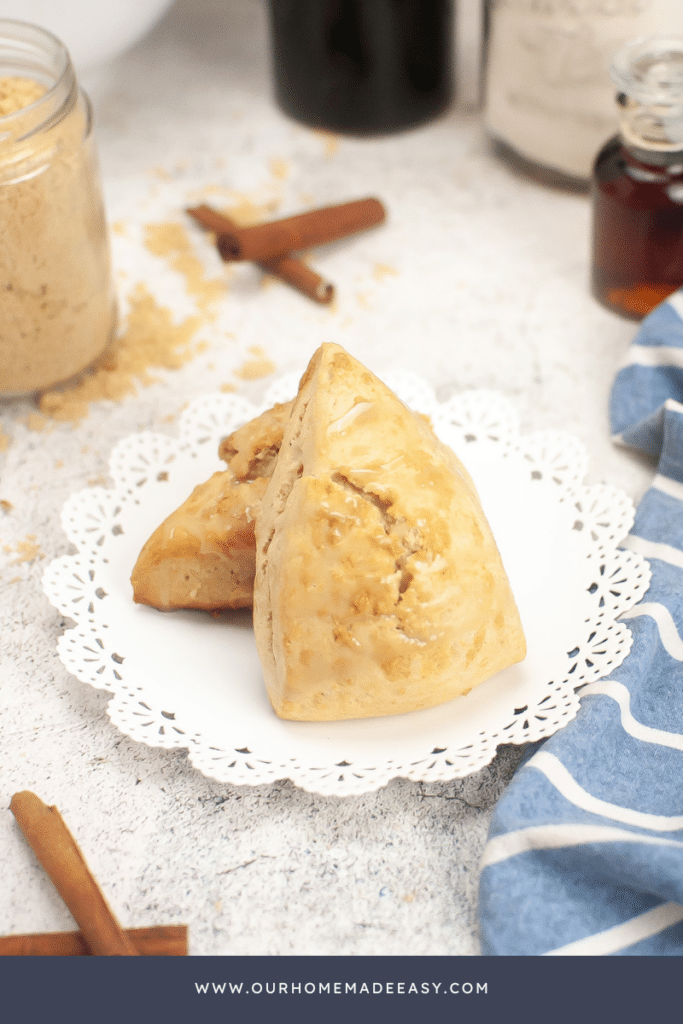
218, 399, 294, 478
131, 470, 265, 610
253, 343, 526, 721
131, 400, 294, 611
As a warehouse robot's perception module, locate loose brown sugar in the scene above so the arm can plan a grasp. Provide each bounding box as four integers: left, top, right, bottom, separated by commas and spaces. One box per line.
144, 221, 226, 315
9, 534, 44, 564
0, 430, 9, 452
233, 346, 276, 381
0, 76, 46, 115
270, 158, 289, 180
23, 413, 49, 432
39, 284, 201, 422
373, 263, 398, 281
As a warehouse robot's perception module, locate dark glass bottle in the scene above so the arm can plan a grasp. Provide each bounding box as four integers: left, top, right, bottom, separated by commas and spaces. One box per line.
266, 0, 453, 135
591, 37, 683, 320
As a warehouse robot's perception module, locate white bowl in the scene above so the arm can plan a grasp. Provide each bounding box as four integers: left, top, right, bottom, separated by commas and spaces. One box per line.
0, 0, 176, 71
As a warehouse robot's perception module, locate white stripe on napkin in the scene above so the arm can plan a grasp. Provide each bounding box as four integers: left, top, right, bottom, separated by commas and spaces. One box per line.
667, 289, 683, 318
580, 680, 683, 750
623, 345, 683, 369
620, 603, 683, 661
653, 473, 683, 501
543, 901, 683, 956
527, 751, 683, 830
481, 824, 683, 869
621, 533, 683, 571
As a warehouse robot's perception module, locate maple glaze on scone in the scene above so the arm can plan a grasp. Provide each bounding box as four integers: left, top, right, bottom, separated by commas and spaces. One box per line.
253, 343, 526, 721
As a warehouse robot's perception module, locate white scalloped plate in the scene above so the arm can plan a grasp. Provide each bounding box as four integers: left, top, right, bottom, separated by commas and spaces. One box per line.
42, 374, 651, 796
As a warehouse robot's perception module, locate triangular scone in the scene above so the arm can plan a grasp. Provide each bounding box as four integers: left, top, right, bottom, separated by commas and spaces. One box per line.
253, 344, 526, 721
131, 400, 294, 611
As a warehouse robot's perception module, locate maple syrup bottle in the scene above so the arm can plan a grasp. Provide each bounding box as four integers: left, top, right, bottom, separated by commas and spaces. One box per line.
592, 37, 683, 320
266, 0, 453, 135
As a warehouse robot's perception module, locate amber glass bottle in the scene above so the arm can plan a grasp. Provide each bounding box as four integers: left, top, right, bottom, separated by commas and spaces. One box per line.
591, 37, 683, 320
266, 0, 453, 135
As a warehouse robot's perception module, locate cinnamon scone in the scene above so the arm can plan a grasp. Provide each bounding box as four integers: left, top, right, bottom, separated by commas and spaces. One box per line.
131, 400, 294, 611
253, 343, 526, 721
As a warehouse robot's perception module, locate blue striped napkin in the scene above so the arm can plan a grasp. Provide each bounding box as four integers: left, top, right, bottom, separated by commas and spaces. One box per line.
478, 290, 683, 956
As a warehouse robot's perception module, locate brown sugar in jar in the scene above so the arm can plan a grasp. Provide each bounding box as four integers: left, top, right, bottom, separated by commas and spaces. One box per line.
0, 20, 115, 396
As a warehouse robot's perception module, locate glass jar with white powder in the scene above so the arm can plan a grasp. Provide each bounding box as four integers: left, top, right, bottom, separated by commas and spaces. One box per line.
485, 0, 683, 185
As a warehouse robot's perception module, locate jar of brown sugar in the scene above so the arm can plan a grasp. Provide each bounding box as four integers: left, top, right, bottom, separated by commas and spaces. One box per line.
0, 19, 115, 396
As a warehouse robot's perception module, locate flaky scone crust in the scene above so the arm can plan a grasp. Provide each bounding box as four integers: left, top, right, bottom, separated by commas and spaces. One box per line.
253, 343, 526, 721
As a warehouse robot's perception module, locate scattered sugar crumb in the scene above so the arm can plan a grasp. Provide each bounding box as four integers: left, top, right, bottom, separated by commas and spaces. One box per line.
373, 263, 398, 281
9, 576, 21, 585
234, 346, 276, 381
403, 892, 416, 903
220, 382, 237, 393
299, 193, 315, 206
144, 221, 226, 315
161, 413, 176, 424
111, 221, 127, 236
0, 430, 9, 452
219, 196, 280, 228
356, 292, 371, 309
270, 158, 289, 180
39, 284, 201, 423
152, 166, 171, 181
0, 500, 12, 513
340, 316, 353, 328
88, 475, 107, 487
313, 129, 340, 158
10, 534, 44, 564
24, 413, 48, 432
54, 459, 64, 469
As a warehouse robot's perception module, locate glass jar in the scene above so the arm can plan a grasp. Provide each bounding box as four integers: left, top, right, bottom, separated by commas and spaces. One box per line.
0, 19, 115, 397
591, 36, 683, 319
266, 0, 453, 135
484, 0, 683, 186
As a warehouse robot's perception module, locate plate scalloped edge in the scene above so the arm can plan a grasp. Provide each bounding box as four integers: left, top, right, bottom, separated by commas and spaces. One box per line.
42, 373, 652, 796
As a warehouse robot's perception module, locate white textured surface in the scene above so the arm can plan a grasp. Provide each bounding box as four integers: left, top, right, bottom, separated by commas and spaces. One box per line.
0, 0, 652, 955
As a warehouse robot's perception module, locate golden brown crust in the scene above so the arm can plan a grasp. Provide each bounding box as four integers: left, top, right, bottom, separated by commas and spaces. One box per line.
131, 400, 294, 612
218, 400, 294, 480
253, 343, 526, 721
131, 471, 267, 610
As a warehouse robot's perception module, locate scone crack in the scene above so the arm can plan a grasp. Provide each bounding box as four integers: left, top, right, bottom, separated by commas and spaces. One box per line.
331, 472, 394, 528
330, 470, 426, 609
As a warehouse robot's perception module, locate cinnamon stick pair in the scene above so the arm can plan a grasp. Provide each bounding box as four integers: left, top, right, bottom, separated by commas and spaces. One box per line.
188, 195, 386, 304
7, 791, 185, 956
188, 204, 334, 305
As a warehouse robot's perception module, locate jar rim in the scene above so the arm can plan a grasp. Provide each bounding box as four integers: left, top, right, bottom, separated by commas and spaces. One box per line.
0, 18, 74, 130
611, 36, 683, 106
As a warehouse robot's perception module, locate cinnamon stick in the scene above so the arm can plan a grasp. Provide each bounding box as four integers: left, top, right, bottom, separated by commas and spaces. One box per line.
214, 197, 386, 262
0, 925, 188, 957
10, 791, 138, 956
187, 204, 334, 305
